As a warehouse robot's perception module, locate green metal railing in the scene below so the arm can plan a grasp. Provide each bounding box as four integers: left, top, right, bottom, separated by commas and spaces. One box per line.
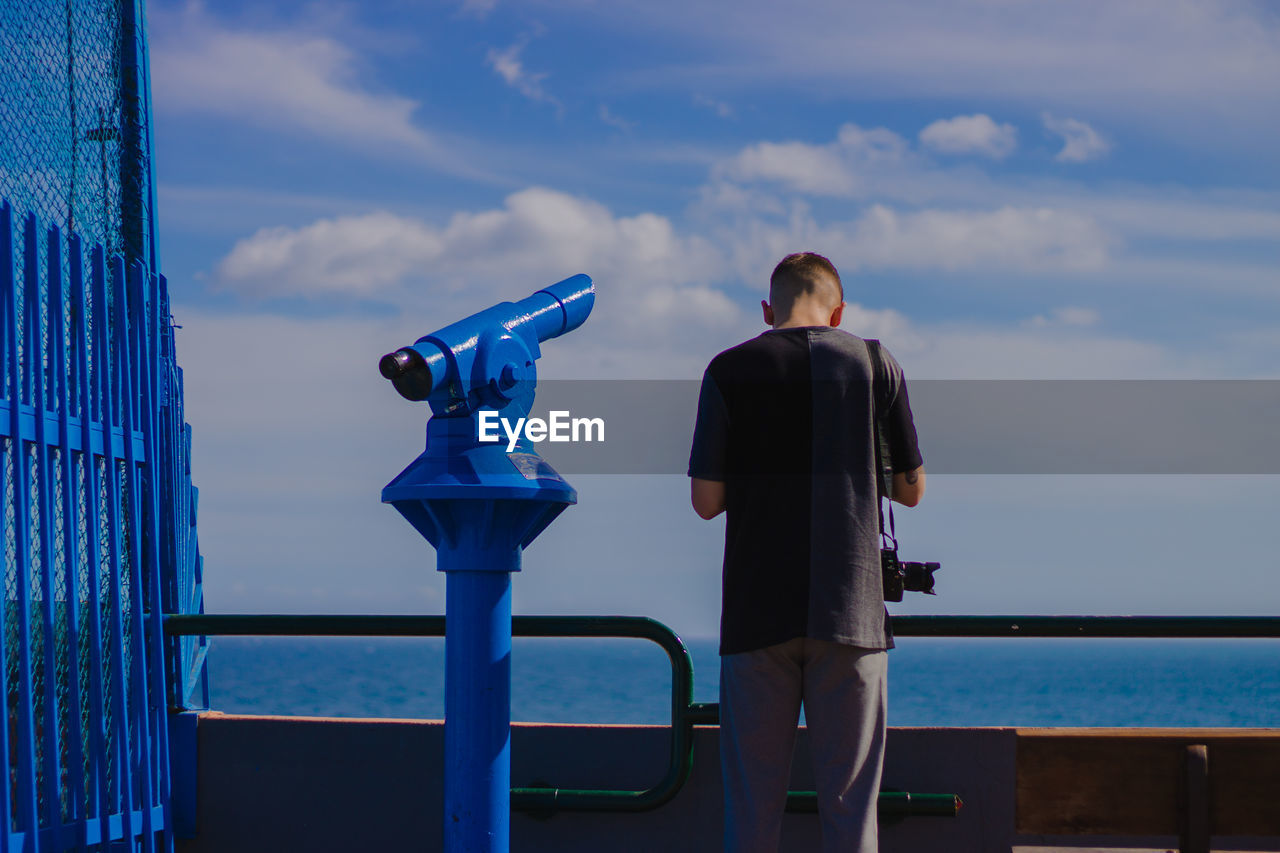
163, 613, 1280, 818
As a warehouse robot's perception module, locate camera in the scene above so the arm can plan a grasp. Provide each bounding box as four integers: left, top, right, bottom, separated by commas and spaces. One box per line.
881, 549, 941, 602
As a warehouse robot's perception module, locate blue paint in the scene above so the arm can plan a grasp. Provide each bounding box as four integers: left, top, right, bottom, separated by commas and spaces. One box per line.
383, 275, 595, 852
444, 570, 514, 848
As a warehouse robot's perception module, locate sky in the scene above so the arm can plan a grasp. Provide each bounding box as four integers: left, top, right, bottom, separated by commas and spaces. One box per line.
145, 0, 1280, 636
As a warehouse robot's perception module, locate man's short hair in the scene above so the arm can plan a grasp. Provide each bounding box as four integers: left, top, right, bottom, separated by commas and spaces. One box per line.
769, 252, 844, 320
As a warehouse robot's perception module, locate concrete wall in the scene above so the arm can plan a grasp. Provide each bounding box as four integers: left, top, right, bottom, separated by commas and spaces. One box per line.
176, 714, 1017, 852
174, 714, 1280, 852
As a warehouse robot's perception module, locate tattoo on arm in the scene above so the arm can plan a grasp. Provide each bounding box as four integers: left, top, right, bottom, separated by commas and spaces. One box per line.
905, 469, 919, 485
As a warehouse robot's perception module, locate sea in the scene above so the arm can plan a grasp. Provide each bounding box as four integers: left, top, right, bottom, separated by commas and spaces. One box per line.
204, 635, 1280, 727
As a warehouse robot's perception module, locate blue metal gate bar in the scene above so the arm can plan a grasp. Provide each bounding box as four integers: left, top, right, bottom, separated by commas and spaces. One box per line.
6, 205, 42, 849
0, 206, 10, 853
49, 227, 87, 850
120, 259, 157, 849
101, 252, 133, 847
32, 222, 62, 841
78, 241, 113, 853
135, 262, 172, 844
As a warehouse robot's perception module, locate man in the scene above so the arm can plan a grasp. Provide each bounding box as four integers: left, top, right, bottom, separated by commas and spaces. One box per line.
688, 252, 925, 853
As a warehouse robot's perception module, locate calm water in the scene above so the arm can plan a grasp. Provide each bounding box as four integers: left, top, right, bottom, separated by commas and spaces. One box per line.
204, 635, 1280, 727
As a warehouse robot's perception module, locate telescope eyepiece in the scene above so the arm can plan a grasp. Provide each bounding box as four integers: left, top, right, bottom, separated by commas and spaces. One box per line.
379, 348, 434, 401
379, 348, 415, 379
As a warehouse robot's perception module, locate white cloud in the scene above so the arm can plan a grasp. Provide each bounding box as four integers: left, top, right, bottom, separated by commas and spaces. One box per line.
726, 140, 857, 195
598, 104, 635, 132
711, 201, 1114, 280
693, 94, 734, 118
708, 123, 1280, 250
720, 123, 909, 196
1028, 306, 1101, 328
459, 0, 499, 17
487, 37, 560, 109
149, 5, 447, 165
919, 114, 1017, 159
1083, 194, 1280, 242
218, 212, 445, 296
1042, 113, 1111, 163
208, 182, 1119, 376
846, 205, 1111, 272
208, 165, 1279, 382
691, 181, 787, 219
840, 303, 914, 344
216, 187, 736, 339
703, 120, 1279, 292
897, 325, 1200, 379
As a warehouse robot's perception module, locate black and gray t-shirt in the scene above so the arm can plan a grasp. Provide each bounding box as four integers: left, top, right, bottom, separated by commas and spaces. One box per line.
688, 326, 923, 655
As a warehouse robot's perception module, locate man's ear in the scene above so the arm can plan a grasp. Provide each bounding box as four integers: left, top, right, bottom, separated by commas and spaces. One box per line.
828, 301, 845, 327
761, 299, 775, 327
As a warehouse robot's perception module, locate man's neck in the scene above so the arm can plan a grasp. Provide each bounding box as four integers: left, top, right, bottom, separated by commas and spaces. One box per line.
772, 300, 837, 329
773, 315, 833, 329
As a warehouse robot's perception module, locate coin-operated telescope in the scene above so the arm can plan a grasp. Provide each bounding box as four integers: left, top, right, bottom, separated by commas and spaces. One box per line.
380, 273, 594, 548
379, 274, 594, 853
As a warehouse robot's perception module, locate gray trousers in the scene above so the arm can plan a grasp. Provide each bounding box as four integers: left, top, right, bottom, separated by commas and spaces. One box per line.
720, 638, 888, 853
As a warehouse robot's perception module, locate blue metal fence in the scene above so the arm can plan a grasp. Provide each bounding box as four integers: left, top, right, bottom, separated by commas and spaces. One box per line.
0, 204, 170, 850
1, 0, 206, 849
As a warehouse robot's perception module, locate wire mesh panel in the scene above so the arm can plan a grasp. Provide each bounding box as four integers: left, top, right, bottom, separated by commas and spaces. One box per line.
1, 0, 204, 850
0, 0, 154, 271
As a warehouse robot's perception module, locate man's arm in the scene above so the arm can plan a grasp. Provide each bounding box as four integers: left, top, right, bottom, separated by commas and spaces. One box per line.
691, 478, 726, 519
892, 465, 925, 507
689, 368, 729, 519
880, 349, 925, 508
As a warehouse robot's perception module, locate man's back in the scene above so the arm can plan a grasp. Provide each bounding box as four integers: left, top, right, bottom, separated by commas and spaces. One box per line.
692, 326, 918, 654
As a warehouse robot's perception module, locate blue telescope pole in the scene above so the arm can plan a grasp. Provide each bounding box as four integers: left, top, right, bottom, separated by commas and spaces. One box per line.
380, 275, 594, 852
442, 554, 515, 849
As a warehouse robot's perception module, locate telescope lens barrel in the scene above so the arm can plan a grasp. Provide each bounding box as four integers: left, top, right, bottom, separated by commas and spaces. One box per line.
379, 348, 434, 401
524, 274, 594, 343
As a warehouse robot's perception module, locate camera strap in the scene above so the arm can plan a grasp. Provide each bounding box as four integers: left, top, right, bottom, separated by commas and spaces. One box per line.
865, 339, 898, 551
